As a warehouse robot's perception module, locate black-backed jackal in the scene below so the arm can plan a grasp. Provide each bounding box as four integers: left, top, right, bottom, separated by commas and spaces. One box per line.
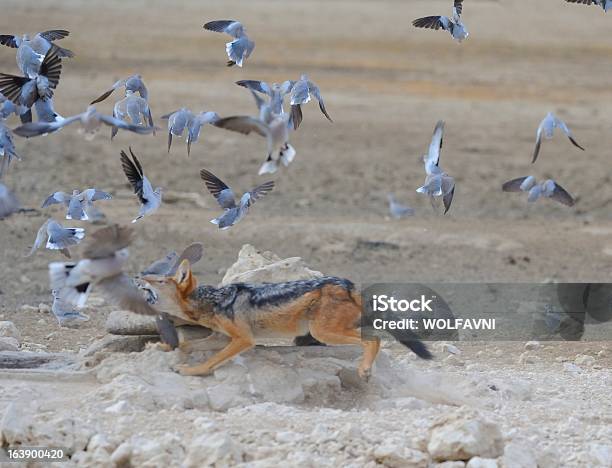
144, 260, 432, 378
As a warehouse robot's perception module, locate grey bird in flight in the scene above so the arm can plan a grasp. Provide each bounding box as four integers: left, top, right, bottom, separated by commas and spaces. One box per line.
161, 108, 220, 156
51, 289, 89, 326
42, 188, 112, 221
27, 219, 85, 258
0, 122, 20, 178
110, 90, 155, 140
0, 30, 73, 78
532, 112, 584, 164
388, 193, 415, 219
12, 105, 156, 139
0, 45, 62, 112
90, 74, 149, 104
215, 90, 295, 174
565, 0, 612, 12
236, 80, 294, 116
49, 225, 159, 314
413, 0, 469, 43
416, 120, 455, 214
502, 176, 575, 207
120, 147, 162, 223
0, 95, 20, 120
203, 20, 255, 67
200, 168, 274, 229
289, 74, 333, 130
0, 183, 20, 219
140, 243, 204, 277
32, 96, 63, 123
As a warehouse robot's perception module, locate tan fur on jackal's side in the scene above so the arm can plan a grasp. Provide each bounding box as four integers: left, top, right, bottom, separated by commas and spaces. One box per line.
143, 260, 432, 378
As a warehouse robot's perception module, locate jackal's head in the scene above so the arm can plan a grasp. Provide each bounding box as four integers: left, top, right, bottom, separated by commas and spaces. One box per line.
142, 260, 199, 321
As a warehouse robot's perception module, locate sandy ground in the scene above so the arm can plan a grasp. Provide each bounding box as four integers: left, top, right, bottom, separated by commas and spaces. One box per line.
0, 0, 611, 466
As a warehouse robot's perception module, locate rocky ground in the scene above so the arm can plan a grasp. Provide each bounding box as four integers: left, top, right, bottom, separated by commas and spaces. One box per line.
1, 246, 611, 467
1, 0, 612, 466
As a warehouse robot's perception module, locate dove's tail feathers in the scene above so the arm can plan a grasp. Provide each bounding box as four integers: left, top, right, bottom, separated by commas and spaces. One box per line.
280, 143, 296, 166
258, 158, 278, 175
55, 46, 75, 58
49, 262, 91, 308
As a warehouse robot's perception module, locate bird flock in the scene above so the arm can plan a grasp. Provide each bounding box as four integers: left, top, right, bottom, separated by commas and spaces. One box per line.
0, 0, 606, 324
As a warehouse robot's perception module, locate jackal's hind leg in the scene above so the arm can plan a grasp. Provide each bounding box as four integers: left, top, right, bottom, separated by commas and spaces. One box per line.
309, 323, 381, 380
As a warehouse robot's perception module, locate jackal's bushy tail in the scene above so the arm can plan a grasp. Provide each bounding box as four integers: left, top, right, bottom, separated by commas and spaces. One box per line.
388, 328, 433, 359
354, 290, 433, 360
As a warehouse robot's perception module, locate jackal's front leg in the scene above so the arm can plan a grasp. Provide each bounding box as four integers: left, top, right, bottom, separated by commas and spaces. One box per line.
176, 318, 254, 376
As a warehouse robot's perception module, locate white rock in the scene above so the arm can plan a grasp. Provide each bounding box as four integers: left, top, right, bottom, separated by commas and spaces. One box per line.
428, 412, 504, 461
443, 343, 462, 355
275, 431, 301, 443
72, 433, 116, 466
106, 310, 159, 335
183, 432, 244, 467
1, 403, 93, 456
435, 462, 466, 468
0, 321, 21, 343
374, 441, 429, 468
38, 303, 51, 314
129, 433, 185, 466
563, 362, 583, 374
500, 442, 537, 468
0, 336, 19, 352
221, 244, 323, 285
574, 354, 595, 367
104, 400, 131, 414
444, 355, 465, 367
110, 442, 133, 466
207, 384, 248, 411
518, 352, 536, 365
587, 443, 612, 466
466, 458, 498, 468
524, 341, 540, 350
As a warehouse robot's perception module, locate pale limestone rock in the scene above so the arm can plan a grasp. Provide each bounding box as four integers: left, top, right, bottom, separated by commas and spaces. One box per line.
466, 458, 498, 468
574, 354, 595, 367
0, 336, 19, 352
105, 310, 158, 335
0, 321, 21, 343
221, 244, 323, 285
373, 440, 429, 468
563, 362, 583, 374
183, 432, 244, 467
82, 334, 159, 356
524, 341, 540, 350
499, 442, 537, 468
428, 411, 504, 461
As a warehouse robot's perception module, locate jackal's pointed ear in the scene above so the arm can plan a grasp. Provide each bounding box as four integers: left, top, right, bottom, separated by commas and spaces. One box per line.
174, 259, 197, 295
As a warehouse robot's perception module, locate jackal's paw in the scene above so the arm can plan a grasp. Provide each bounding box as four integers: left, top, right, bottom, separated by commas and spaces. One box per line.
175, 364, 210, 377
358, 367, 372, 381
155, 342, 174, 352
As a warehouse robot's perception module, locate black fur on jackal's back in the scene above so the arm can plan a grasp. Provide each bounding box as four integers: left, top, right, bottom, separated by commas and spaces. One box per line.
191, 276, 355, 318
